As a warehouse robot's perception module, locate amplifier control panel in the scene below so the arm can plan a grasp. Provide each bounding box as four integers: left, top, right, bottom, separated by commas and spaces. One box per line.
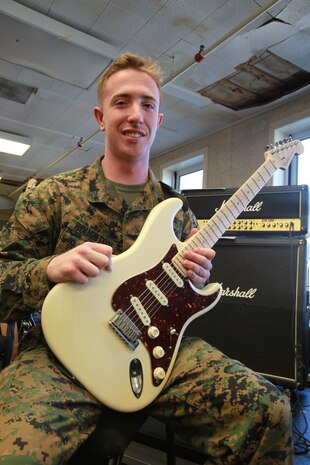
198, 218, 302, 233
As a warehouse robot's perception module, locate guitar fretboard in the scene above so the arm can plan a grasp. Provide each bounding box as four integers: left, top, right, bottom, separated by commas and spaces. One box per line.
172, 156, 277, 276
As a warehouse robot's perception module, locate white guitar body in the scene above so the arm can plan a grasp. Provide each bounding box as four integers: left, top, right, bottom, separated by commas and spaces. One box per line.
42, 198, 222, 412
42, 138, 304, 412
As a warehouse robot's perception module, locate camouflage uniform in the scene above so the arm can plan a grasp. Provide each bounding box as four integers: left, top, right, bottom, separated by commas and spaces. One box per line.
0, 157, 293, 464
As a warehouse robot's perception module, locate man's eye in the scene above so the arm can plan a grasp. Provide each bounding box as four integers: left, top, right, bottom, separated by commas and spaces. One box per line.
144, 102, 156, 110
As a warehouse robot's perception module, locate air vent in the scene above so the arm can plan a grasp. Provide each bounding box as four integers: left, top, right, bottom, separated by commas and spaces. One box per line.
0, 77, 37, 104
199, 51, 310, 111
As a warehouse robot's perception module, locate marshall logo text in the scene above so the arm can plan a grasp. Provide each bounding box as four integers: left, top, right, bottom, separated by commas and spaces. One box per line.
215, 200, 263, 213
221, 286, 257, 299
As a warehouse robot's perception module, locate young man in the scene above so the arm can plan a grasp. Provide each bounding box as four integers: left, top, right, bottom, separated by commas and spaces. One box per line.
0, 53, 293, 464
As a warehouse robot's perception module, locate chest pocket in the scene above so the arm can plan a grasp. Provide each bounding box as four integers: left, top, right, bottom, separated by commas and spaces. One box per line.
55, 218, 119, 254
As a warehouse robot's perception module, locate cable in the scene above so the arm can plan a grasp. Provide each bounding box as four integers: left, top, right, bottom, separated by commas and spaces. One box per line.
290, 389, 310, 455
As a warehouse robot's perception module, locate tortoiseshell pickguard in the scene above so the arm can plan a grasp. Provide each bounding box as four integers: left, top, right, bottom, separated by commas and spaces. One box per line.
111, 244, 221, 385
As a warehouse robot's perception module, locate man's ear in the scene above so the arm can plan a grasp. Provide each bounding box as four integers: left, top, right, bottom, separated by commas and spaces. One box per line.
157, 112, 164, 128
93, 106, 105, 131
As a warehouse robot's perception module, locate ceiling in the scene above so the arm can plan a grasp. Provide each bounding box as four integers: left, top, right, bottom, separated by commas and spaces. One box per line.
0, 0, 310, 203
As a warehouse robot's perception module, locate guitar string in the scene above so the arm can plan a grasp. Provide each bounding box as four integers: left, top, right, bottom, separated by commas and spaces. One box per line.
118, 262, 180, 328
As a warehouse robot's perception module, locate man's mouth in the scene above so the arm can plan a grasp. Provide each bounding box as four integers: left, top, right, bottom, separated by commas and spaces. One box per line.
123, 130, 145, 138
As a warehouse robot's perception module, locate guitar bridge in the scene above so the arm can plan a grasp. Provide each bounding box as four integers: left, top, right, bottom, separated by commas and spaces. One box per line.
109, 309, 141, 350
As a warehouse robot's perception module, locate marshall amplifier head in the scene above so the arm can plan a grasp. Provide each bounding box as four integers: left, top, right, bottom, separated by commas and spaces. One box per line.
182, 184, 309, 236
184, 237, 309, 389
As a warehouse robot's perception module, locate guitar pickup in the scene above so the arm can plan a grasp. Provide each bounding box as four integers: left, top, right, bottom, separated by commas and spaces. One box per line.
109, 309, 142, 350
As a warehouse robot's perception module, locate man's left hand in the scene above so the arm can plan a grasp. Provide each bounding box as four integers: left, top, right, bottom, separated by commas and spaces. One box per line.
182, 228, 215, 287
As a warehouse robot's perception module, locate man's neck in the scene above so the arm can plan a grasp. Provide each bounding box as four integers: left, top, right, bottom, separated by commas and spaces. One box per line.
101, 156, 149, 185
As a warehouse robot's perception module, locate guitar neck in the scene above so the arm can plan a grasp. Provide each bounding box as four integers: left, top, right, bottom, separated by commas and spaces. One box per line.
173, 156, 277, 275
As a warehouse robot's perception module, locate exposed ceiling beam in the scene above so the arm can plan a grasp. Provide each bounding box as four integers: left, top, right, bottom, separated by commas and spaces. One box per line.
0, 0, 119, 59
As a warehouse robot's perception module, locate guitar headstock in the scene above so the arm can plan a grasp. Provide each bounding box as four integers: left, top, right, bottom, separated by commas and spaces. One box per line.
264, 137, 304, 170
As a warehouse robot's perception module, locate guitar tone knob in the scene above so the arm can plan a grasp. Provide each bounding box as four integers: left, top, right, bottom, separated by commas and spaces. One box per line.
148, 326, 160, 339
154, 367, 165, 381
153, 346, 165, 359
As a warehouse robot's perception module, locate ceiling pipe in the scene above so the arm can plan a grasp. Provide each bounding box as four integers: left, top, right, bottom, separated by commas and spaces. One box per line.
8, 0, 283, 199
162, 0, 283, 86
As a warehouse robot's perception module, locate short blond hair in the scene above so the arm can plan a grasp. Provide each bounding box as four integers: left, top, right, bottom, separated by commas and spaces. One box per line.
97, 52, 163, 104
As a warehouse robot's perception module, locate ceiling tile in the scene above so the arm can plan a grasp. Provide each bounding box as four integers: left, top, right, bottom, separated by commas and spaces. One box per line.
0, 13, 111, 88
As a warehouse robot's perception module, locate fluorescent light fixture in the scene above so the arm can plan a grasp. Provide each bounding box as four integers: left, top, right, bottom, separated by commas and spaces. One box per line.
0, 131, 31, 156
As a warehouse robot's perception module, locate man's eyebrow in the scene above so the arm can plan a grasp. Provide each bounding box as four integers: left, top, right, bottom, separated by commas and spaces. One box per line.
111, 93, 158, 102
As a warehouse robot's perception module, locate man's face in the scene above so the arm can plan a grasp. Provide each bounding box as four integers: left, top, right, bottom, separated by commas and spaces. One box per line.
94, 68, 163, 163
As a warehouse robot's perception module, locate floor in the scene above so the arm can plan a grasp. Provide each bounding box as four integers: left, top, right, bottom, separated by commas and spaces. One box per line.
123, 385, 310, 465
293, 386, 310, 464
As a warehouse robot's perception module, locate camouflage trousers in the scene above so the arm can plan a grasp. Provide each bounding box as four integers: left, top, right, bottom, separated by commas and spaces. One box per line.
0, 337, 293, 465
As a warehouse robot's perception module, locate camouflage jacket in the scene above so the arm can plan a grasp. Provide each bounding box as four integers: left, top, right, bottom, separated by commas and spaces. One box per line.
0, 157, 198, 322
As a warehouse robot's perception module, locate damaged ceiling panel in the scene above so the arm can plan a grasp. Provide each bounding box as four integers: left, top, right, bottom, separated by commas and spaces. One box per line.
199, 51, 310, 111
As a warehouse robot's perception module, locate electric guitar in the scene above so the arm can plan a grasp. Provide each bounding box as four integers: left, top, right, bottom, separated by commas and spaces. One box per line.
42, 138, 304, 412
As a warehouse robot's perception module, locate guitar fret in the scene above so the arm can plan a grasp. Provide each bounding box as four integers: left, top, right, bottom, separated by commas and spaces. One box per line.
240, 186, 253, 202
212, 213, 227, 233
234, 192, 247, 209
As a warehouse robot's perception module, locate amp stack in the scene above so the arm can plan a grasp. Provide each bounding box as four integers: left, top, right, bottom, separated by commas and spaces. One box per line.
183, 185, 310, 389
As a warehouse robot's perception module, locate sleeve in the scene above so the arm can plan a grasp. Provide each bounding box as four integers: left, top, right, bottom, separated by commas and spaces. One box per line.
0, 183, 59, 321
172, 193, 199, 242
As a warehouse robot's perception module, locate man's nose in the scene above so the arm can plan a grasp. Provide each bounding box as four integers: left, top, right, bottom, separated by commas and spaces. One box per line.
128, 103, 143, 124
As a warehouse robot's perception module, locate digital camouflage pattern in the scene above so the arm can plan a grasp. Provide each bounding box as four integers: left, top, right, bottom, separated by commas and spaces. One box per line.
0, 156, 195, 326
0, 157, 293, 464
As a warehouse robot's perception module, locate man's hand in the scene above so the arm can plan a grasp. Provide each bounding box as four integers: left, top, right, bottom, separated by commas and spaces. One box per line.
47, 242, 113, 284
182, 228, 215, 287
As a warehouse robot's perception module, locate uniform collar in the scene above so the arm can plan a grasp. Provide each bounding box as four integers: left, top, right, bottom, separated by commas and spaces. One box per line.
87, 157, 165, 213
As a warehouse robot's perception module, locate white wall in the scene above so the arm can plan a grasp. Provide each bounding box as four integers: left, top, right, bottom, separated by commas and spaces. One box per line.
150, 91, 310, 189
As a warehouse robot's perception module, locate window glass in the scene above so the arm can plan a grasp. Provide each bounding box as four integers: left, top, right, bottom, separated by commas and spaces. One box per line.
297, 138, 310, 186
178, 169, 203, 190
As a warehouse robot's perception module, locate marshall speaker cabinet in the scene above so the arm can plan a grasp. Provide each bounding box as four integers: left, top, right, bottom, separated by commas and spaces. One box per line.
184, 237, 309, 389
182, 184, 310, 389
182, 184, 309, 237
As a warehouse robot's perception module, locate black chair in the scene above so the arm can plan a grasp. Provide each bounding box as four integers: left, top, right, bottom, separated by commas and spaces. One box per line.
0, 322, 16, 371
68, 408, 176, 465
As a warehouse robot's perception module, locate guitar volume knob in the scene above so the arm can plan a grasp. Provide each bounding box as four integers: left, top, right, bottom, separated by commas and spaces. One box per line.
153, 346, 165, 359
148, 326, 160, 339
154, 367, 165, 381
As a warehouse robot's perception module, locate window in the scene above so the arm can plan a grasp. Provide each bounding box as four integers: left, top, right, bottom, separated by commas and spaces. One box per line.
178, 169, 203, 190
296, 137, 310, 186
161, 152, 206, 190
272, 112, 310, 187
